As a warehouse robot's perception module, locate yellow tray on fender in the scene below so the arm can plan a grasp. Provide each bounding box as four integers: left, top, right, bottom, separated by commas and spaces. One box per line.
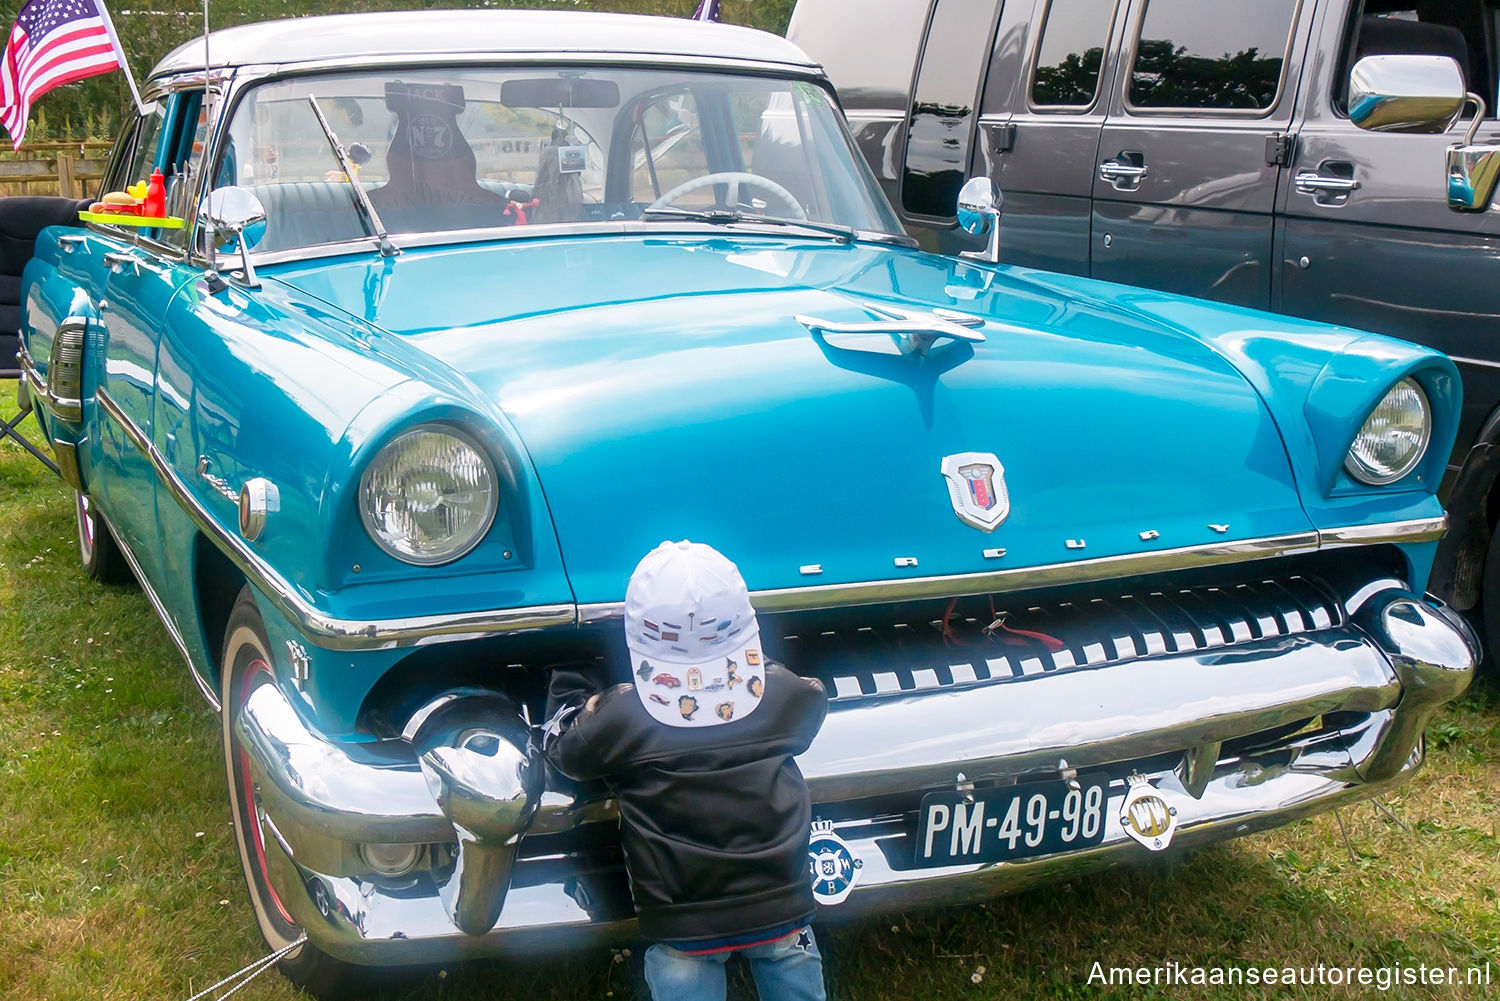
78, 211, 185, 228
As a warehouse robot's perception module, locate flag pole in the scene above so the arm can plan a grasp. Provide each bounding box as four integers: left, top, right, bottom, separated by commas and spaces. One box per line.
95, 0, 145, 116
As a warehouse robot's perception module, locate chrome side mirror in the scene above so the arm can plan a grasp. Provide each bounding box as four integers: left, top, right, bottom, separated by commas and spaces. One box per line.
957, 176, 1002, 264
1349, 54, 1465, 133
1348, 54, 1500, 212
200, 186, 267, 287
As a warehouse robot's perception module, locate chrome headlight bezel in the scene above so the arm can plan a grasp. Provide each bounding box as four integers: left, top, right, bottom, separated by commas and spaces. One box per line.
358, 423, 499, 566
1343, 377, 1432, 486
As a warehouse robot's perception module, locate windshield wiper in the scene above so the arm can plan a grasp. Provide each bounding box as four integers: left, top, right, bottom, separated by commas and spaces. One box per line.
307, 94, 398, 257
640, 206, 857, 244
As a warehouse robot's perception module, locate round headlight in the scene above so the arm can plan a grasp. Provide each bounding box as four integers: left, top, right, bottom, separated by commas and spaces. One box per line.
1344, 377, 1432, 485
359, 425, 497, 565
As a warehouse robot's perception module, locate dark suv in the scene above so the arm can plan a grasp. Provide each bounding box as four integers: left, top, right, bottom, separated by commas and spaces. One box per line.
790, 0, 1500, 641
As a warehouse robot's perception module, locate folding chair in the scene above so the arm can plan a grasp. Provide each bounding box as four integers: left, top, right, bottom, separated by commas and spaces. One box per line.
3, 384, 59, 475
0, 195, 91, 477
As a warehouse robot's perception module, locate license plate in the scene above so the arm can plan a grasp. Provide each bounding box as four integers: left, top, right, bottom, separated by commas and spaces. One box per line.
914, 773, 1110, 866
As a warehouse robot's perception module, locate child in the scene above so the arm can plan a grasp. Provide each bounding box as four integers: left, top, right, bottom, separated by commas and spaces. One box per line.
543, 540, 829, 1001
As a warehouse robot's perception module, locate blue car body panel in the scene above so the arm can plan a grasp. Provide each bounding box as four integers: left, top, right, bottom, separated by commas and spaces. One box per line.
268, 236, 1454, 614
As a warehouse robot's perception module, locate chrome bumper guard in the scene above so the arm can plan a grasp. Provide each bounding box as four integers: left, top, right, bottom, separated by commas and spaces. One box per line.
235, 588, 1476, 963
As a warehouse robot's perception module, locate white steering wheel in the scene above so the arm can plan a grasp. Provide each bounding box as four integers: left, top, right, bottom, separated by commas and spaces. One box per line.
647, 171, 807, 220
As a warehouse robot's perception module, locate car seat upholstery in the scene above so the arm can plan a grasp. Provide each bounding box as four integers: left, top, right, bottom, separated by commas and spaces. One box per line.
367, 81, 508, 234
1355, 13, 1471, 86
0, 196, 88, 375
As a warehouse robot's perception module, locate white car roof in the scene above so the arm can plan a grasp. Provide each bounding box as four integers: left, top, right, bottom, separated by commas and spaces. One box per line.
153, 10, 820, 79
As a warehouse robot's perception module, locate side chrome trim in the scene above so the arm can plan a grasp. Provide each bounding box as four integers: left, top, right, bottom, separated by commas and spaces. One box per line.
16, 338, 44, 396
96, 388, 576, 651
1319, 516, 1447, 546
102, 501, 220, 710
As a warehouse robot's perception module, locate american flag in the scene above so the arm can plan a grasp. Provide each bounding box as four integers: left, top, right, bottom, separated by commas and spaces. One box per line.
0, 0, 127, 149
691, 0, 721, 21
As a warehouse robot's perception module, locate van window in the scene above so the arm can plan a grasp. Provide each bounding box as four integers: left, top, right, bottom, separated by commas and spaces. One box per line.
902, 0, 1003, 218
1031, 0, 1118, 108
1127, 0, 1300, 111
1335, 3, 1496, 116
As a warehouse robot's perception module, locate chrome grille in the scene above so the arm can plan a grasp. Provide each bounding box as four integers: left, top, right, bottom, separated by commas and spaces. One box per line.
772, 576, 1342, 702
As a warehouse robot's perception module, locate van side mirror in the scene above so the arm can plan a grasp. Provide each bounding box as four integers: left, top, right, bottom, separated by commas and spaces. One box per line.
1349, 54, 1500, 212
957, 177, 1001, 264
1349, 54, 1465, 133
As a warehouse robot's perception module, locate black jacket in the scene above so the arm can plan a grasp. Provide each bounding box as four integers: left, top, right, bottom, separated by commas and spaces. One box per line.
544, 661, 828, 944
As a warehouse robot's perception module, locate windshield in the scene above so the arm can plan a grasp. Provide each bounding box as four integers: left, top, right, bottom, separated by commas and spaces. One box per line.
217, 66, 902, 254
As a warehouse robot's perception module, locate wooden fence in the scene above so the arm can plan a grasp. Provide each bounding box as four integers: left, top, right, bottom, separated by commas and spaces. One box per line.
0, 141, 113, 198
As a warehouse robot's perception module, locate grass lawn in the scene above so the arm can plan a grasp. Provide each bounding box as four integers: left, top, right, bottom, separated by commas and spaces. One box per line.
1, 389, 1497, 1000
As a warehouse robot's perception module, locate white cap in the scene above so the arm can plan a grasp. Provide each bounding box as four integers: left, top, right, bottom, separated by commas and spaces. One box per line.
625, 540, 767, 728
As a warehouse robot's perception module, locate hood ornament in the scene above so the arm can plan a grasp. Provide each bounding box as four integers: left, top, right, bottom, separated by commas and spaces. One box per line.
798, 301, 985, 357
941, 452, 1010, 532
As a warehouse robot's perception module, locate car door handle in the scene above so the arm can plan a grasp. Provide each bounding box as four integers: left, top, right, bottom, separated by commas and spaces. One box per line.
57, 234, 85, 251
1099, 162, 1149, 181
1293, 171, 1359, 194
102, 251, 140, 276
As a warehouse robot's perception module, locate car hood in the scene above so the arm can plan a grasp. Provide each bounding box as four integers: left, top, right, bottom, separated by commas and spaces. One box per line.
269, 236, 1313, 603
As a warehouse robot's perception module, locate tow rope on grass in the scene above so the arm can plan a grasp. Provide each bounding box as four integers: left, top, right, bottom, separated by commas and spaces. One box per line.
182, 935, 307, 1001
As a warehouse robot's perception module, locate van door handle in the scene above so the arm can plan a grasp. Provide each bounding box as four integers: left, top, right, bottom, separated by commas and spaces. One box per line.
1293, 171, 1359, 194
1098, 161, 1149, 181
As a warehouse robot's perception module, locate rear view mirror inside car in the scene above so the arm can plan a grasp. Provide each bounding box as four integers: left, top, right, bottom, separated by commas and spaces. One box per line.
501, 77, 621, 108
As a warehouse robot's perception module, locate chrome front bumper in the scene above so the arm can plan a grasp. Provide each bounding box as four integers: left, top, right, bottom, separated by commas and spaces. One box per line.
235, 587, 1477, 964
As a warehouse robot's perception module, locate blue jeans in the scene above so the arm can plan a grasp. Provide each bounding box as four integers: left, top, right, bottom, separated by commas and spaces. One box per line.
644, 926, 826, 1001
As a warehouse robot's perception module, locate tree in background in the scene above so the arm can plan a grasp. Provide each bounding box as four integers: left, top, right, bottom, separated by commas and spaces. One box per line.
0, 0, 795, 142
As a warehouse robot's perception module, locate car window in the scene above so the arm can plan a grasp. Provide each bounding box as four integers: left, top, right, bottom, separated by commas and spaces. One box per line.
1127, 0, 1301, 111
902, 0, 1004, 219
116, 103, 165, 190
100, 94, 208, 250
630, 92, 711, 206
1030, 0, 1119, 108
217, 67, 902, 254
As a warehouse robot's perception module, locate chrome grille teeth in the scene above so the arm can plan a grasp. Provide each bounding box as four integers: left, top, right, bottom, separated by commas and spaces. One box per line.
790, 576, 1343, 702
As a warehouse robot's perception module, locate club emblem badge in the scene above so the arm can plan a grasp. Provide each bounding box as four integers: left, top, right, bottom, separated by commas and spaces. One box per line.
808, 819, 863, 905
1120, 774, 1178, 852
940, 452, 1010, 532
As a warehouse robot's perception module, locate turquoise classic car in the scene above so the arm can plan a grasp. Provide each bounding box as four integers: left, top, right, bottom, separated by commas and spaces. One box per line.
12, 9, 1480, 996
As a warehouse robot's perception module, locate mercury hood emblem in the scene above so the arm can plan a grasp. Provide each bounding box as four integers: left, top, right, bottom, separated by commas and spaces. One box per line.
940, 452, 1010, 532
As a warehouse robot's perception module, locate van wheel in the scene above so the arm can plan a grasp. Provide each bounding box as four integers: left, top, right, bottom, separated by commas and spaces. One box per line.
75, 492, 133, 585
222, 587, 368, 999
1478, 530, 1500, 671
